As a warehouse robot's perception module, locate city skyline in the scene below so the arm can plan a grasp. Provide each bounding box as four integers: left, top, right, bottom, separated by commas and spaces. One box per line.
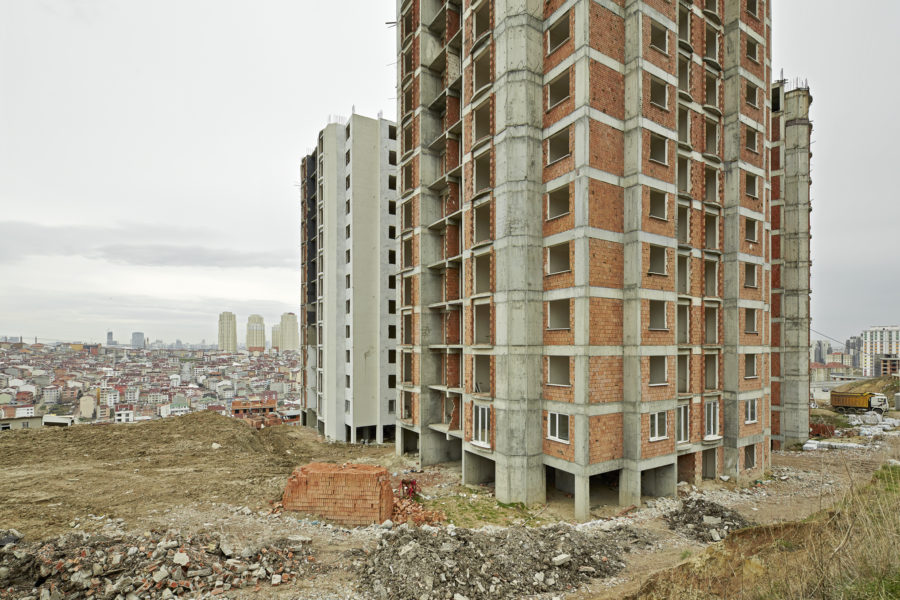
1, 1, 899, 343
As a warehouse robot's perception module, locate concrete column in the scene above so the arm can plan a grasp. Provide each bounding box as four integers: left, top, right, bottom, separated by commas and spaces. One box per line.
574, 474, 590, 521
619, 0, 646, 504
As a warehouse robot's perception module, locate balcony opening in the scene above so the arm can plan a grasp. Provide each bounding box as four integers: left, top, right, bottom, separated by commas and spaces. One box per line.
678, 56, 690, 93
474, 303, 491, 345
402, 352, 413, 384
705, 119, 718, 154
649, 189, 667, 220
677, 254, 689, 294
547, 243, 570, 274
678, 109, 689, 145
705, 167, 717, 203
704, 260, 717, 297
403, 277, 413, 306
677, 206, 689, 244
704, 306, 718, 344
706, 0, 717, 12
473, 49, 491, 94
402, 237, 413, 268
649, 133, 667, 164
746, 126, 758, 152
704, 213, 718, 249
650, 76, 667, 109
649, 245, 667, 275
677, 157, 690, 193
705, 73, 718, 106
705, 26, 717, 62
474, 1, 490, 40
473, 100, 491, 144
677, 304, 689, 344
704, 354, 718, 390
402, 312, 413, 345
547, 185, 569, 219
548, 299, 570, 330
474, 202, 491, 243
403, 164, 413, 192
547, 11, 570, 53
474, 253, 491, 294
649, 355, 667, 385
548, 127, 570, 164
474, 151, 491, 193
678, 6, 690, 44
547, 355, 570, 386
402, 390, 413, 419
744, 444, 755, 468
403, 126, 413, 155
747, 0, 758, 17
474, 354, 491, 394
403, 201, 413, 230
649, 300, 667, 330
403, 87, 413, 116
548, 70, 570, 108
678, 354, 690, 394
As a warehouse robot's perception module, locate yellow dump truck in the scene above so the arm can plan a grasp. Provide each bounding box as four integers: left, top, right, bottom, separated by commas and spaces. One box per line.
830, 391, 889, 414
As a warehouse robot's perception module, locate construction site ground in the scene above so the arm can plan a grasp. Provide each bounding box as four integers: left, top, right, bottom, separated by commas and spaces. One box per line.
1, 410, 898, 599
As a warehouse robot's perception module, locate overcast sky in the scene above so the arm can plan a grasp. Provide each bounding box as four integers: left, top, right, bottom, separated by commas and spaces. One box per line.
0, 1, 897, 346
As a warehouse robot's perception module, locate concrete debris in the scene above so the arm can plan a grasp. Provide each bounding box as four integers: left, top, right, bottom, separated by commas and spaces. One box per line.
664, 497, 754, 543
0, 529, 313, 599
355, 523, 649, 600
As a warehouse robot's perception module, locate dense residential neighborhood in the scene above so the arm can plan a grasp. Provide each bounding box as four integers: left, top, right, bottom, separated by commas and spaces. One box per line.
0, 340, 302, 432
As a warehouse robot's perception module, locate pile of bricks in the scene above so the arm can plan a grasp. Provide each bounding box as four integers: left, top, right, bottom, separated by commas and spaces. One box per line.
282, 463, 393, 526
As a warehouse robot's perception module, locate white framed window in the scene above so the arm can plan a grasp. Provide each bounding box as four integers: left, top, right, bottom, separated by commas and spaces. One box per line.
676, 404, 689, 443
705, 399, 720, 438
745, 353, 758, 378
473, 404, 490, 446
745, 397, 758, 423
649, 411, 668, 441
547, 412, 570, 443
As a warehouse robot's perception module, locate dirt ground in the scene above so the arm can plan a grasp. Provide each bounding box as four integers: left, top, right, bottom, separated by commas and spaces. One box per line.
1, 412, 898, 599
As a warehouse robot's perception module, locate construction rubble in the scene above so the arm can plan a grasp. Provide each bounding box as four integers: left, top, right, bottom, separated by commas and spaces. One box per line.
354, 522, 651, 600
664, 497, 754, 543
0, 528, 314, 599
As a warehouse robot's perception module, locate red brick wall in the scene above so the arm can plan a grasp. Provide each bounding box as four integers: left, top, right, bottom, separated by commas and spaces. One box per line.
282, 463, 393, 526
590, 413, 623, 463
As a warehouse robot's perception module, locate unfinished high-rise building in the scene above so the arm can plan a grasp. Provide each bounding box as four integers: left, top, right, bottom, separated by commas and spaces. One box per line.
299, 113, 399, 443
394, 0, 809, 518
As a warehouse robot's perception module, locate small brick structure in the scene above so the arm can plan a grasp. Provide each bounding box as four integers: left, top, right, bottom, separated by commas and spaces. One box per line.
281, 463, 393, 526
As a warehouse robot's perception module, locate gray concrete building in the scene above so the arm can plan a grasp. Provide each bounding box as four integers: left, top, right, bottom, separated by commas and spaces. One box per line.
299, 113, 399, 443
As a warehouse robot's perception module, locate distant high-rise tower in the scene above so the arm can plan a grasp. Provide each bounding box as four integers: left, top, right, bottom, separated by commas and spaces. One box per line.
218, 312, 237, 353
106, 331, 114, 346
279, 313, 300, 353
272, 324, 282, 352
246, 315, 266, 353
131, 332, 145, 349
